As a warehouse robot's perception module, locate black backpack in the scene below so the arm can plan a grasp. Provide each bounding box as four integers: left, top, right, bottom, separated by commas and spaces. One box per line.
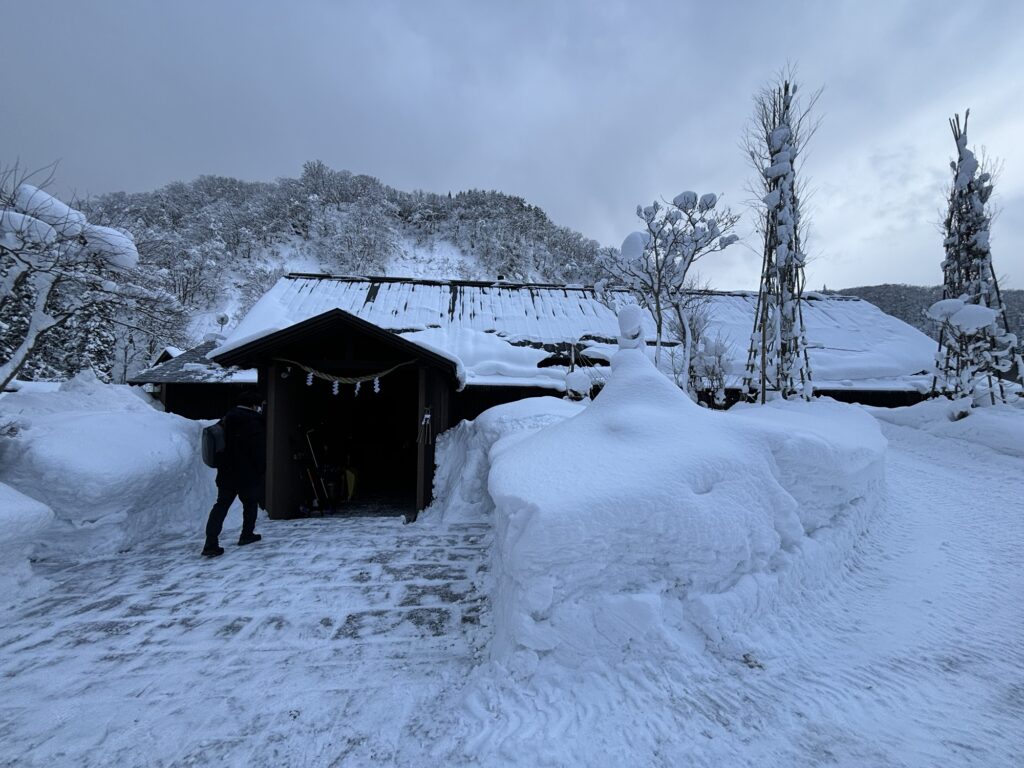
201, 420, 226, 468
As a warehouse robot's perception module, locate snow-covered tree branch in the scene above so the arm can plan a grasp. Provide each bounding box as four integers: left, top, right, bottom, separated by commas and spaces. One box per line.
0, 166, 172, 389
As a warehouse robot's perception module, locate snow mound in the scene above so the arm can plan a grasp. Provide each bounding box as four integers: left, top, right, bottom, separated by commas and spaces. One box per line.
0, 481, 53, 543
484, 350, 886, 661
427, 397, 584, 526
0, 481, 55, 611
431, 351, 886, 765
430, 350, 885, 666
870, 396, 1024, 459
0, 372, 215, 558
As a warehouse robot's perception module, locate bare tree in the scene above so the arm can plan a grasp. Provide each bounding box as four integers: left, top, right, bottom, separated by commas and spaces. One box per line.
742, 71, 822, 402
605, 193, 739, 385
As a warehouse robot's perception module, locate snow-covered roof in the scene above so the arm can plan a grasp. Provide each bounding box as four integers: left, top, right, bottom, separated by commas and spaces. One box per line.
699, 291, 936, 390
210, 275, 937, 392
130, 340, 257, 385
213, 275, 643, 354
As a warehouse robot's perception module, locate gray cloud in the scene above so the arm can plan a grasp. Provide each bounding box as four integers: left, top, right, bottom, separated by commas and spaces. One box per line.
3, 0, 1021, 288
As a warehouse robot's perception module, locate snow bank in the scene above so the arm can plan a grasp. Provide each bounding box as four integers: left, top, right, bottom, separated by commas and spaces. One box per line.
870, 396, 1024, 459
0, 481, 54, 611
429, 350, 887, 765
483, 350, 886, 663
729, 397, 887, 534
429, 349, 886, 669
427, 397, 584, 526
0, 372, 216, 559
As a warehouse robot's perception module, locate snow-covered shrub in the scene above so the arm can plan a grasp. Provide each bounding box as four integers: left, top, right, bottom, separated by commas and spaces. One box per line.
427, 397, 584, 526
483, 349, 884, 665
430, 344, 886, 685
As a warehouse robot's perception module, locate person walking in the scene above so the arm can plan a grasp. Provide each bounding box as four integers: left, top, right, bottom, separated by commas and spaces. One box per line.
202, 391, 266, 557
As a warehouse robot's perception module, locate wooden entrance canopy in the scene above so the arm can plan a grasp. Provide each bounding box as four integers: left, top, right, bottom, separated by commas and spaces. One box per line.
211, 308, 458, 518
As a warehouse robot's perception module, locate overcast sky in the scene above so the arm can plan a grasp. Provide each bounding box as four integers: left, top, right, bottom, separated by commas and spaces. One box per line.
3, 0, 1022, 289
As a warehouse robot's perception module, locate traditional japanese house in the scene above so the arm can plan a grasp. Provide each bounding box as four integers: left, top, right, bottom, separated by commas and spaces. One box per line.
208, 274, 935, 520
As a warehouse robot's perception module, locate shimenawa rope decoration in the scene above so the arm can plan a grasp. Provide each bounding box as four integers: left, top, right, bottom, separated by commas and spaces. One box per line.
276, 358, 415, 385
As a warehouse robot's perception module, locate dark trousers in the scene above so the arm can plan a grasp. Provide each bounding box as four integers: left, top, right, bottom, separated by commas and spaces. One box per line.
205, 481, 260, 545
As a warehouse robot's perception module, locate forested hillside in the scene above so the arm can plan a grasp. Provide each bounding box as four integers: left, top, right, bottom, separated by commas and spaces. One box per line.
836, 284, 1023, 341
17, 161, 612, 382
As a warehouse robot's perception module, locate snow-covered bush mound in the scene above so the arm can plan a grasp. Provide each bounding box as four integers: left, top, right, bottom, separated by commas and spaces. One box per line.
0, 372, 215, 558
485, 350, 886, 661
0, 481, 55, 610
430, 348, 886, 673
870, 396, 1024, 459
728, 396, 887, 537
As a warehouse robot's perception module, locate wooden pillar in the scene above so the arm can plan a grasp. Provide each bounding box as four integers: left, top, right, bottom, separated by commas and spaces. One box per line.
266, 362, 301, 519
414, 366, 452, 518
416, 365, 430, 513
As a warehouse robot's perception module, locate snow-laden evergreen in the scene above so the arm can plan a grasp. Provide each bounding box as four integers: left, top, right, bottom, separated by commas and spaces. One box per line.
743, 78, 816, 402
930, 111, 1022, 404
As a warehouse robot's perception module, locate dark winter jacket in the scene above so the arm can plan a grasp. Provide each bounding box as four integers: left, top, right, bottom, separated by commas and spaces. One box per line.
217, 405, 266, 490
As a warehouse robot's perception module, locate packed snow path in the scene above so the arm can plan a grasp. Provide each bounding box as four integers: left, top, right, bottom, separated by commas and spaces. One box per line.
0, 516, 490, 767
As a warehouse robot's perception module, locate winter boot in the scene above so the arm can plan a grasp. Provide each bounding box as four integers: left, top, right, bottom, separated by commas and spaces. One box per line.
201, 543, 225, 557
238, 533, 262, 546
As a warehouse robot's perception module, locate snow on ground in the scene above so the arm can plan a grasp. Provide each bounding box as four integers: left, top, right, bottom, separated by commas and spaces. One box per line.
426, 388, 1024, 766
0, 371, 214, 559
0, 365, 1022, 766
0, 517, 490, 768
869, 395, 1024, 459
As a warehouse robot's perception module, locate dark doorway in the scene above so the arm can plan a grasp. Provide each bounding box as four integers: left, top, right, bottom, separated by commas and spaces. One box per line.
292, 367, 420, 515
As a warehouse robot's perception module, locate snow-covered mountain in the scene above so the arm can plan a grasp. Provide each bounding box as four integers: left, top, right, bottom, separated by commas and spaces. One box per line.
837, 283, 1023, 341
